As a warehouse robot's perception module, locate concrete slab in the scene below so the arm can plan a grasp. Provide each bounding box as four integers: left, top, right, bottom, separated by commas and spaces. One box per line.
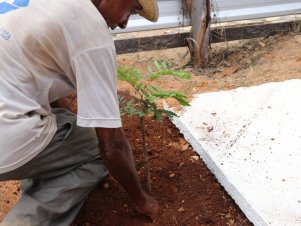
169, 79, 301, 226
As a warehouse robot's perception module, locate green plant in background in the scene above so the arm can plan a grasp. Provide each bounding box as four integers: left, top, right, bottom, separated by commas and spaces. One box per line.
118, 60, 191, 192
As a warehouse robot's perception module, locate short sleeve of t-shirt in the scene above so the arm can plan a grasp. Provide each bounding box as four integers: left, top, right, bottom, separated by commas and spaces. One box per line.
71, 44, 121, 128
54, 0, 122, 128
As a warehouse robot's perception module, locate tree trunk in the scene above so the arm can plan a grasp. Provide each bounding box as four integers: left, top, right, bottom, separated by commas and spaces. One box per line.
189, 0, 211, 68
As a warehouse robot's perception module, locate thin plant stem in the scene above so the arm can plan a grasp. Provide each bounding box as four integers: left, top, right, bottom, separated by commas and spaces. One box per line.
139, 116, 151, 192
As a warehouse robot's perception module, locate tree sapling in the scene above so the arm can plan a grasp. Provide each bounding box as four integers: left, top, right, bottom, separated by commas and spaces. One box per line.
118, 61, 191, 191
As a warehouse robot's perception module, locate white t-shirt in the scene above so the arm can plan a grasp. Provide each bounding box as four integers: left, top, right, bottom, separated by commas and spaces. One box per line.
0, 0, 122, 174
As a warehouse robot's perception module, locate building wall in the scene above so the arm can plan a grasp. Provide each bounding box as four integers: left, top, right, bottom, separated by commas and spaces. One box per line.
213, 0, 301, 22
113, 0, 301, 33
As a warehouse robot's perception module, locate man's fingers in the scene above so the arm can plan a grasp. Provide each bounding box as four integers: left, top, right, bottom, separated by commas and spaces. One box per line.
134, 196, 159, 221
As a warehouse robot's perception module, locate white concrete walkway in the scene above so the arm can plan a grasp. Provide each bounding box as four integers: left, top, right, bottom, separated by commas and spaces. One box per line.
170, 79, 301, 226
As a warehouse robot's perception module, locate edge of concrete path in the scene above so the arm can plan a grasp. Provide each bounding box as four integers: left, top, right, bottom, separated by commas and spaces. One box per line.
167, 103, 267, 226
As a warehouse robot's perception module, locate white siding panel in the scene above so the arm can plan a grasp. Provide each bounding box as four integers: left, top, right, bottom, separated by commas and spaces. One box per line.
214, 0, 300, 10
212, 0, 301, 22
113, 0, 189, 33
114, 0, 301, 33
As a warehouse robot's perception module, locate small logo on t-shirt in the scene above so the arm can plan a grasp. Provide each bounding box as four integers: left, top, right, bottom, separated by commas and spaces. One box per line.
0, 0, 30, 14
0, 26, 10, 40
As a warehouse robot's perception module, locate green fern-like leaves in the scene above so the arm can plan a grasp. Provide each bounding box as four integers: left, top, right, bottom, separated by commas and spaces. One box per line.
118, 61, 190, 121
117, 67, 142, 86
148, 60, 191, 80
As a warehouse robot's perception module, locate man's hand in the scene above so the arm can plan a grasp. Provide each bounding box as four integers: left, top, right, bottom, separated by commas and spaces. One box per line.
133, 190, 159, 221
50, 96, 75, 113
95, 127, 159, 221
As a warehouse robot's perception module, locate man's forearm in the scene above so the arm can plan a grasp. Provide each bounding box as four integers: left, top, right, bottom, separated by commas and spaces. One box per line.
50, 97, 74, 113
95, 128, 143, 202
95, 127, 159, 219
